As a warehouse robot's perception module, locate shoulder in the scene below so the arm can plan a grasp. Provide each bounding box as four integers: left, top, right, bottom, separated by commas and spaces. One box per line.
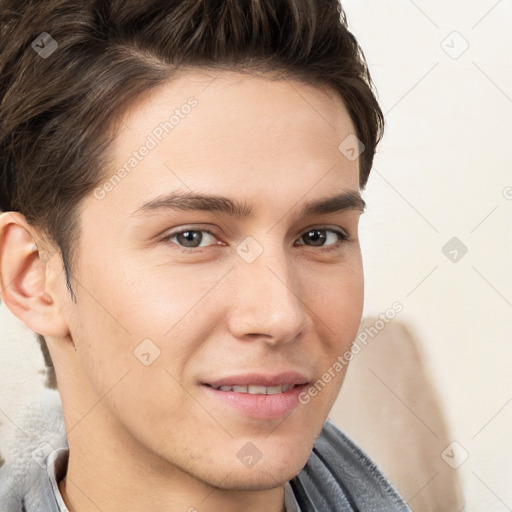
0, 445, 67, 512
0, 460, 47, 512
0, 387, 67, 512
290, 419, 412, 511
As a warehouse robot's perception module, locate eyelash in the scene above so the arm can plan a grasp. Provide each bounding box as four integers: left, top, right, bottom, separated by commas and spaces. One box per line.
161, 226, 350, 253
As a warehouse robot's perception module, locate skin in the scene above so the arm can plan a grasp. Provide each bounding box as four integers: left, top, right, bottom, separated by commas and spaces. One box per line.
0, 70, 364, 512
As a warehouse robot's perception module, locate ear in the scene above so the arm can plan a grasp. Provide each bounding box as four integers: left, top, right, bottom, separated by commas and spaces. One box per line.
0, 211, 69, 338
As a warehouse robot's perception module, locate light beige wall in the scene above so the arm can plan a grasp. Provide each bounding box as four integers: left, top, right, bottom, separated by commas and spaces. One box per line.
341, 1, 512, 510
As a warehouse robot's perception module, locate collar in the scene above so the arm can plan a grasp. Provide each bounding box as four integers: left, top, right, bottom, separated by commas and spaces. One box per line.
45, 447, 70, 512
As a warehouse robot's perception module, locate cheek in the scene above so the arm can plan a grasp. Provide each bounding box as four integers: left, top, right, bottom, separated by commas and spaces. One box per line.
302, 257, 364, 409
67, 270, 200, 445
311, 259, 364, 342
69, 255, 228, 395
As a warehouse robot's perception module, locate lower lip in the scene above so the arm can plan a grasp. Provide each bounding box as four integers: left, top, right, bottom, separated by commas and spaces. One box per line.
201, 384, 307, 420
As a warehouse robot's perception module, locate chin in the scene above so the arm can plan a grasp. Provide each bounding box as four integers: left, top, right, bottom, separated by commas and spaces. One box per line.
208, 463, 303, 492
232, 442, 310, 489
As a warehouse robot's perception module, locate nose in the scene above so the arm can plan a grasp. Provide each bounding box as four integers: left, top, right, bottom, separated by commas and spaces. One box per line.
226, 241, 308, 346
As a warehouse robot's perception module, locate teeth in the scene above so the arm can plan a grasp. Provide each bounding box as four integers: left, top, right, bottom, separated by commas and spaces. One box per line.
266, 385, 283, 395
212, 384, 296, 394
248, 385, 267, 394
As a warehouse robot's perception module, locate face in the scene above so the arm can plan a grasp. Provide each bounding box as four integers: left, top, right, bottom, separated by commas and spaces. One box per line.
54, 70, 364, 491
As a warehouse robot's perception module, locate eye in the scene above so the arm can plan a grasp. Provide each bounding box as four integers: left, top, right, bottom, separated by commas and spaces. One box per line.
163, 228, 219, 249
295, 228, 349, 250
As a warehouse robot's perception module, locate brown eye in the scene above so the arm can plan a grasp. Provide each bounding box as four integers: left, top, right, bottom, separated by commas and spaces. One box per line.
296, 228, 349, 249
163, 229, 218, 249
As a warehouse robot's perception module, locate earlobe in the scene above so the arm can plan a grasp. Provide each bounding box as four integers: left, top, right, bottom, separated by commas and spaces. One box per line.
0, 211, 69, 338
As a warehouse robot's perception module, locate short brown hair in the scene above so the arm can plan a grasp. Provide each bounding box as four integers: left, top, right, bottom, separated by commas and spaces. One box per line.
0, 0, 384, 384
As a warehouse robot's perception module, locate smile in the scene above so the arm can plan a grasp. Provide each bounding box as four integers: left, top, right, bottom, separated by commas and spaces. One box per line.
206, 383, 297, 394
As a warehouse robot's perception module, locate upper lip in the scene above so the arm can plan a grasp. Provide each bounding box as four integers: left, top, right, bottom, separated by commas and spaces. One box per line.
203, 371, 311, 388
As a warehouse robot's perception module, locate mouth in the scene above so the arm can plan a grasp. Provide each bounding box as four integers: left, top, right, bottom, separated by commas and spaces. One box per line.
200, 371, 311, 420
202, 370, 311, 390
203, 383, 304, 394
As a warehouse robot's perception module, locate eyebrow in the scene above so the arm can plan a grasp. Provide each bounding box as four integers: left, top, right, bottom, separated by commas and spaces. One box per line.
131, 190, 366, 219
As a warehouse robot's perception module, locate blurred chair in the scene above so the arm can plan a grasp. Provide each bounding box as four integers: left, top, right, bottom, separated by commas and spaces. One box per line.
329, 316, 465, 512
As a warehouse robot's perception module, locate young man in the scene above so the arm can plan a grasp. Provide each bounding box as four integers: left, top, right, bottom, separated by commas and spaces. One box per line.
0, 1, 411, 510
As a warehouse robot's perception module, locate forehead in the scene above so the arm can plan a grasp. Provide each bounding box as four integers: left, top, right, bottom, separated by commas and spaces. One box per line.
96, 69, 360, 218
118, 68, 354, 133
